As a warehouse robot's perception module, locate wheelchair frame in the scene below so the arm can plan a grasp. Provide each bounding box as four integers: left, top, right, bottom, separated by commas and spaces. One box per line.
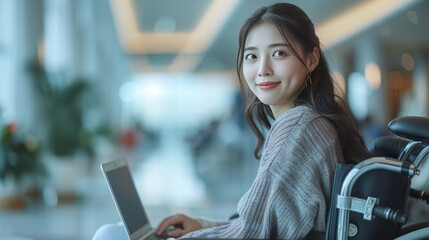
335, 116, 429, 240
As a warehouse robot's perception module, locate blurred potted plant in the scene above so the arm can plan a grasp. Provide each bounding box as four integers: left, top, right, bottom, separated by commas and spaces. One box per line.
0, 120, 43, 209
27, 61, 96, 202
27, 61, 94, 157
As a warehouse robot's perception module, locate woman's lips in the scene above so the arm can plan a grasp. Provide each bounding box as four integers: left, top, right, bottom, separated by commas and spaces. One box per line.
257, 81, 280, 90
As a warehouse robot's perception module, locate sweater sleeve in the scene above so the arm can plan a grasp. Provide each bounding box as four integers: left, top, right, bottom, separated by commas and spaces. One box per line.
181, 107, 340, 239
194, 217, 230, 229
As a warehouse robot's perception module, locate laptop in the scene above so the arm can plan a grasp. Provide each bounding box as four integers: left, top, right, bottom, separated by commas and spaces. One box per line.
101, 159, 171, 240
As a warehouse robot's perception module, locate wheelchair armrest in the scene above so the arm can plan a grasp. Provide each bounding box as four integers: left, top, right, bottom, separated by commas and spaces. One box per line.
371, 136, 426, 163
371, 136, 409, 158
389, 116, 429, 144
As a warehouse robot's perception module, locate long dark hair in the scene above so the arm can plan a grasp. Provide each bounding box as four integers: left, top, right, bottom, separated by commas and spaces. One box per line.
236, 3, 371, 164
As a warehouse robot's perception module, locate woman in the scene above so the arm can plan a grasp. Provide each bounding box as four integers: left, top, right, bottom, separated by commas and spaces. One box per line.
155, 3, 371, 239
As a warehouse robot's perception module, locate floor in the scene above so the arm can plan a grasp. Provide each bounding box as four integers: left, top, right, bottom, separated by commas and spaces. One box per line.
0, 135, 258, 240
0, 194, 239, 240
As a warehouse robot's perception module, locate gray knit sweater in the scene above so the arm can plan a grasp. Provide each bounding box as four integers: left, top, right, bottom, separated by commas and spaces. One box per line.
183, 105, 343, 239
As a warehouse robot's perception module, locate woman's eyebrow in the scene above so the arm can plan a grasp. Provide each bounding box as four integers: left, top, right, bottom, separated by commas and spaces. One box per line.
244, 43, 288, 52
269, 43, 288, 48
244, 46, 257, 52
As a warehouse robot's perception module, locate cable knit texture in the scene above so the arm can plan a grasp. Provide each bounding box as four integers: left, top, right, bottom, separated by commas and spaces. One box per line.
182, 105, 343, 239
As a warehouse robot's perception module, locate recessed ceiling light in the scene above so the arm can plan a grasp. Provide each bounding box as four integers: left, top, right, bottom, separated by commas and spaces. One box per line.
401, 53, 414, 71
154, 16, 176, 33
406, 10, 418, 24
365, 62, 381, 89
378, 22, 391, 36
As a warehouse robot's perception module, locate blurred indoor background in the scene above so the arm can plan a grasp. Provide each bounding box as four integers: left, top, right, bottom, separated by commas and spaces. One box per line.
0, 0, 429, 239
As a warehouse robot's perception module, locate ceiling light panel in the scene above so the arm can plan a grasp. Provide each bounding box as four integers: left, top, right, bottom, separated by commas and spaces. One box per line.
316, 0, 420, 48
110, 0, 238, 55
133, 0, 212, 32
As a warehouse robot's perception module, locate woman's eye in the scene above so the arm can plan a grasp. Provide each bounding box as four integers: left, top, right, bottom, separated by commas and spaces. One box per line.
245, 54, 256, 60
273, 51, 286, 57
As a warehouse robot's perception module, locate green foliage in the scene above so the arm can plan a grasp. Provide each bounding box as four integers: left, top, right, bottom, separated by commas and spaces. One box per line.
0, 123, 43, 182
27, 61, 94, 157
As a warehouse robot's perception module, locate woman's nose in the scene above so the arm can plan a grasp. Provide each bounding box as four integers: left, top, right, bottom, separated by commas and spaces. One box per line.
257, 59, 273, 77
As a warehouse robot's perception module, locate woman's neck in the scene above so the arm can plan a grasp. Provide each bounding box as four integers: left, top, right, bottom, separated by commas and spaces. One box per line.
270, 103, 295, 119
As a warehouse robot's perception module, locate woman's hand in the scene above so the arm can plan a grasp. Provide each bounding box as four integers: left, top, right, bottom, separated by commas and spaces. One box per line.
155, 214, 202, 238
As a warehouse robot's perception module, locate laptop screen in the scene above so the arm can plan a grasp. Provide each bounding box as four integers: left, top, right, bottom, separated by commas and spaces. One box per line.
105, 165, 149, 234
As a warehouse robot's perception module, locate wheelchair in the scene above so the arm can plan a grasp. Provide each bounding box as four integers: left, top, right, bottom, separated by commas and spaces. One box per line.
186, 116, 429, 240
324, 116, 429, 240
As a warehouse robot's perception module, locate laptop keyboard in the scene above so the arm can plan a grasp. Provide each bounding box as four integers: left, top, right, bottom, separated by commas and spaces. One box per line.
145, 233, 159, 240
145, 232, 169, 240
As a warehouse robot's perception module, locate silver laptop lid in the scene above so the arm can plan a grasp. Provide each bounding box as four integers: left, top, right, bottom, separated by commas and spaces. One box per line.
101, 159, 152, 240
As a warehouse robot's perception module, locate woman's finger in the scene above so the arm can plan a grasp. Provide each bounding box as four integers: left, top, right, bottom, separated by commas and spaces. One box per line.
156, 214, 187, 236
155, 215, 176, 235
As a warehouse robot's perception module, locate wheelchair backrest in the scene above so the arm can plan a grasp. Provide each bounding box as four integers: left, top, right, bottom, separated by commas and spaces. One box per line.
325, 164, 410, 240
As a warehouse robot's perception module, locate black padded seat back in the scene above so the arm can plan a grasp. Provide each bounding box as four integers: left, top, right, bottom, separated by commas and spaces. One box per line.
325, 164, 410, 240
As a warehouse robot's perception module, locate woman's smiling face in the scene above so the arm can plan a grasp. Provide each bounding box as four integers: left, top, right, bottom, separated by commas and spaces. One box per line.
242, 22, 310, 117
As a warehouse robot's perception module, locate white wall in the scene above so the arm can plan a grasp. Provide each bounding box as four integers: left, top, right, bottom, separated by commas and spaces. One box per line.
0, 0, 44, 134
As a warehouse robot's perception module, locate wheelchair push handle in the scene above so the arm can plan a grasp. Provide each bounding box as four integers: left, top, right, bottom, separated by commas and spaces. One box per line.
373, 205, 407, 225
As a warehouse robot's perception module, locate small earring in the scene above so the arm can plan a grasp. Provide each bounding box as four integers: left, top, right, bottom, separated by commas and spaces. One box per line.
306, 73, 313, 88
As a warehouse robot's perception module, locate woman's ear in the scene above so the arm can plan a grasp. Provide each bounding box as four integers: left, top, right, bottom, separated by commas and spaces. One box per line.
306, 47, 320, 72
